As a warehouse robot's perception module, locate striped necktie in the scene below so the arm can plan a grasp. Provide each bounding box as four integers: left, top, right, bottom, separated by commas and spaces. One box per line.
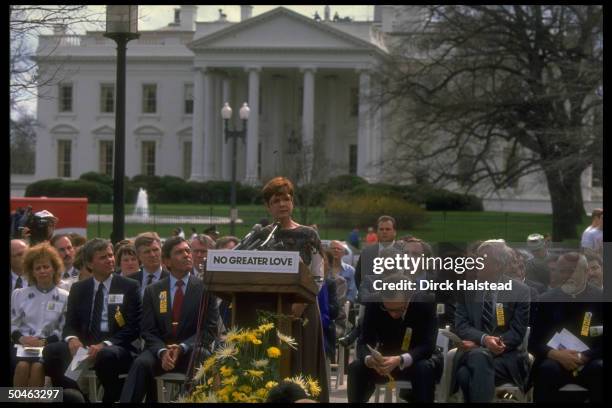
90, 284, 105, 343
481, 291, 495, 334
15, 277, 23, 290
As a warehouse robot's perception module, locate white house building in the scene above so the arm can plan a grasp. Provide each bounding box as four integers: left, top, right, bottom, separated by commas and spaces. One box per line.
23, 5, 601, 213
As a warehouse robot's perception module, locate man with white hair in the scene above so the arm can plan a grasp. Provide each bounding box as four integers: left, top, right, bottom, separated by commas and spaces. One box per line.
525, 233, 551, 287
452, 239, 531, 402
529, 252, 603, 402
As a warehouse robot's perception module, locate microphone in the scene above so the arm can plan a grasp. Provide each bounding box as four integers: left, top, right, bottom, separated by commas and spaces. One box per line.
258, 221, 280, 249
234, 223, 262, 250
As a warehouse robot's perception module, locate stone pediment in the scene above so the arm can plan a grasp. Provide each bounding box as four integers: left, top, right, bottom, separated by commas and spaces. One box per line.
91, 125, 114, 136
50, 124, 79, 134
189, 7, 377, 51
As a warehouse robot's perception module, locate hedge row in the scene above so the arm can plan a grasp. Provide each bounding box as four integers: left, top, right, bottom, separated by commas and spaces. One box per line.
25, 172, 483, 211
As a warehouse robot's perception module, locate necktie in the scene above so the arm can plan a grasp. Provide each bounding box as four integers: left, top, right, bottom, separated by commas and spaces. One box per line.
90, 284, 105, 343
15, 277, 23, 290
482, 291, 495, 334
146, 274, 155, 286
172, 280, 184, 338
63, 271, 70, 279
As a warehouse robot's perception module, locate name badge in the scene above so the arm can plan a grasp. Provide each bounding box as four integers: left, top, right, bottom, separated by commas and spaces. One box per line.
109, 294, 124, 304
46, 301, 60, 312
581, 312, 592, 337
114, 306, 126, 327
401, 327, 412, 351
496, 303, 505, 327
436, 303, 445, 315
159, 291, 168, 314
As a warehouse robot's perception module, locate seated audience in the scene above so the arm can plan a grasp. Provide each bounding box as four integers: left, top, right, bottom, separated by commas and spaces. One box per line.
43, 238, 142, 403
120, 237, 219, 402
452, 240, 530, 402
11, 243, 69, 387
529, 253, 603, 402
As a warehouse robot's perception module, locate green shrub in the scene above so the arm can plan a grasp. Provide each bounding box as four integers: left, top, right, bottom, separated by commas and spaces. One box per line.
325, 193, 428, 229
79, 172, 113, 188
26, 179, 112, 202
324, 174, 368, 193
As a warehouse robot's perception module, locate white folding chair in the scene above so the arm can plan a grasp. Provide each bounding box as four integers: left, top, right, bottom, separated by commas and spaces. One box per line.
330, 301, 351, 389
374, 328, 450, 403
495, 326, 531, 402
155, 372, 187, 403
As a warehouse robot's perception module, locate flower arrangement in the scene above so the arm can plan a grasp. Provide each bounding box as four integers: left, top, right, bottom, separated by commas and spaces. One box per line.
181, 319, 321, 403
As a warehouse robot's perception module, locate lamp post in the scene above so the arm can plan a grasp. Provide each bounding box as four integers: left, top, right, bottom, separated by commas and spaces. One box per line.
104, 6, 139, 245
221, 102, 250, 236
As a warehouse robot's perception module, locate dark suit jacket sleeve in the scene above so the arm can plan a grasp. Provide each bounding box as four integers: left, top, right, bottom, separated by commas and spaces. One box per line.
142, 285, 166, 357
354, 255, 363, 292
454, 295, 486, 344
62, 282, 82, 340
528, 300, 554, 360
356, 303, 377, 363
109, 279, 142, 347
409, 296, 437, 362
499, 285, 529, 350
327, 279, 339, 321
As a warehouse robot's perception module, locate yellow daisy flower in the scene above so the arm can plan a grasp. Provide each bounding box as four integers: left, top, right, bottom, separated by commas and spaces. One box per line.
267, 346, 281, 358
245, 369, 265, 379
220, 366, 233, 377
265, 381, 278, 390
306, 376, 321, 397
257, 322, 275, 333
252, 358, 270, 368
277, 330, 298, 350
221, 375, 238, 386
255, 388, 269, 400
238, 385, 252, 394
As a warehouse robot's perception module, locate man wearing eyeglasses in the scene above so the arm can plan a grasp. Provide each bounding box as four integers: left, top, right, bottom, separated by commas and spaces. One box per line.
347, 273, 438, 402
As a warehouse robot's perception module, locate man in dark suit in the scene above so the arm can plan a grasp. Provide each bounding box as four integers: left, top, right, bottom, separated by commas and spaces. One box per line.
453, 240, 531, 402
529, 253, 603, 402
42, 238, 141, 403
120, 236, 219, 402
128, 232, 169, 298
340, 215, 404, 346
347, 273, 438, 402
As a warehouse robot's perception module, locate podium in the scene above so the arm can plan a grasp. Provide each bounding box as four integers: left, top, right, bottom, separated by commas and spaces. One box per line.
205, 251, 319, 378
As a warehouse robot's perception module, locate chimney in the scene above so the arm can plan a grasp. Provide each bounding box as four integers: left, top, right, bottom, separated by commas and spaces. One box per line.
373, 5, 383, 22
324, 5, 330, 21
179, 5, 197, 30
240, 5, 253, 21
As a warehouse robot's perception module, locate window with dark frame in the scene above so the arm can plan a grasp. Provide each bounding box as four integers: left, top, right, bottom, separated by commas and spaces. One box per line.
142, 84, 157, 114
100, 84, 115, 113
184, 83, 193, 114
183, 141, 192, 179
59, 84, 73, 112
57, 139, 71, 177
141, 141, 156, 176
99, 140, 114, 176
349, 144, 357, 175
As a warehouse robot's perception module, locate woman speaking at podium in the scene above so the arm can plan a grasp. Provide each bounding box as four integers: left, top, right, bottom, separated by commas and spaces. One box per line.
261, 176, 330, 402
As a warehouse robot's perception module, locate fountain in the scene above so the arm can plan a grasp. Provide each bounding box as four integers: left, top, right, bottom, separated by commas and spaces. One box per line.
133, 188, 150, 219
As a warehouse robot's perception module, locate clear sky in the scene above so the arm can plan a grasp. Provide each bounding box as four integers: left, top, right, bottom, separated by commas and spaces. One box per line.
13, 5, 374, 117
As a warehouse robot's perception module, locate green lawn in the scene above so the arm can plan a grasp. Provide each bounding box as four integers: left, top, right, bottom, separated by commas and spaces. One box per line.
87, 204, 588, 246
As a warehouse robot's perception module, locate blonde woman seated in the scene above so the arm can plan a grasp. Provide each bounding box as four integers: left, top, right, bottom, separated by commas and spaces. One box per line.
11, 243, 69, 387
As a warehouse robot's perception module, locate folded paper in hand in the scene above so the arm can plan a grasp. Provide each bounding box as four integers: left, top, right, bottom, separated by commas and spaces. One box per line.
65, 347, 91, 381
15, 344, 43, 358
546, 328, 589, 352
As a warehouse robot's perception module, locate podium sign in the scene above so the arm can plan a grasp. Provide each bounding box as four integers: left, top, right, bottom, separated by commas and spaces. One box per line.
206, 250, 300, 273
204, 251, 318, 379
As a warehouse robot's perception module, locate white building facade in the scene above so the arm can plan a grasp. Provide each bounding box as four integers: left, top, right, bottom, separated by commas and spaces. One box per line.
25, 5, 601, 213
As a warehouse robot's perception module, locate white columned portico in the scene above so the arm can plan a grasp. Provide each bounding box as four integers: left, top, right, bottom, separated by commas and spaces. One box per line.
190, 67, 205, 181
271, 74, 285, 177
203, 69, 215, 180
370, 77, 383, 181
325, 75, 337, 173
244, 67, 260, 185
301, 67, 316, 184
221, 76, 232, 181
357, 69, 371, 179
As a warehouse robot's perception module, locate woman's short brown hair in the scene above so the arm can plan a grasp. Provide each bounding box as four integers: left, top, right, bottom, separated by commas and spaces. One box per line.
22, 243, 64, 285
116, 244, 138, 264
262, 177, 294, 204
